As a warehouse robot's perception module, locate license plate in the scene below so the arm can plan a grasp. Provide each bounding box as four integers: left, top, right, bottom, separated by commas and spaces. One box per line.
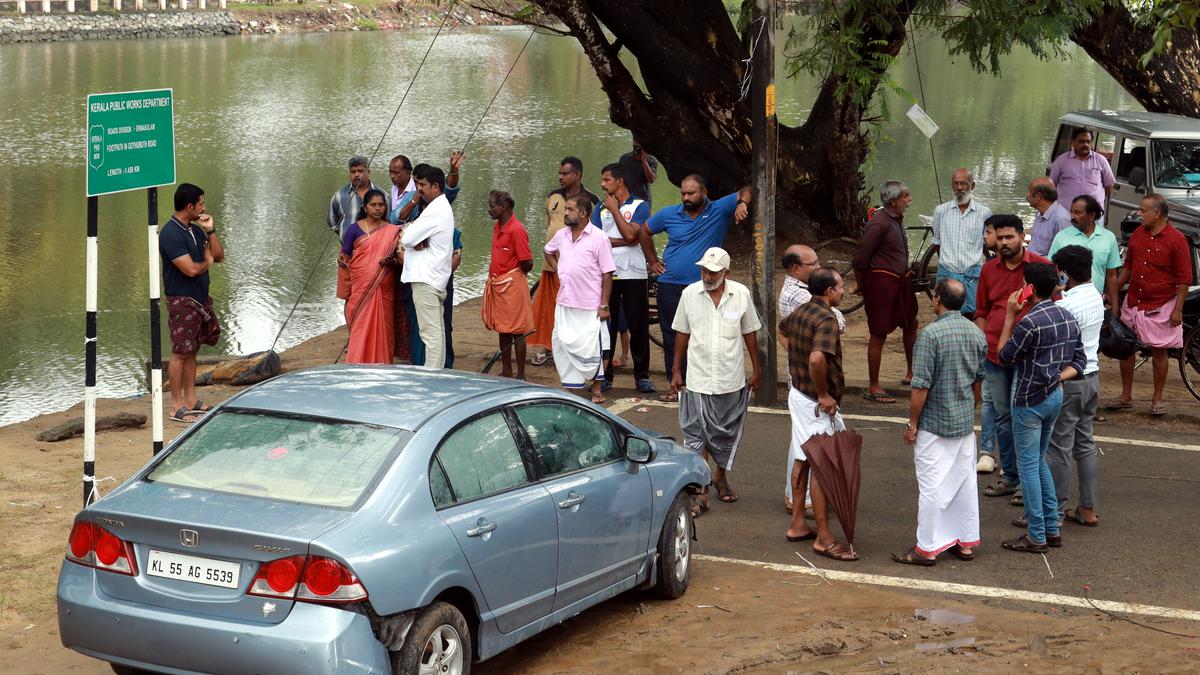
147, 549, 241, 589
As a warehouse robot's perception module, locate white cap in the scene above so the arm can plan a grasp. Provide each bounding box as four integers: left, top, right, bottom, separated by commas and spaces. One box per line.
696, 247, 731, 272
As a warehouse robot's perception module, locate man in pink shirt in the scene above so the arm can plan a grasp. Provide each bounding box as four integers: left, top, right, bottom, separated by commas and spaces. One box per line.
1049, 128, 1114, 220
544, 193, 615, 403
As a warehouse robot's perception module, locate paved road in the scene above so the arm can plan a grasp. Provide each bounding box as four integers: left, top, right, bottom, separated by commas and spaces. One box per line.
612, 396, 1200, 613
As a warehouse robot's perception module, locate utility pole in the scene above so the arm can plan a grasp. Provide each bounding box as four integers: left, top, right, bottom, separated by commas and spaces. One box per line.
750, 0, 778, 405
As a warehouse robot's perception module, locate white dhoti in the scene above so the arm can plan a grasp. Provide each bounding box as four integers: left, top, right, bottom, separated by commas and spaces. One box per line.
785, 387, 844, 501
551, 305, 610, 388
913, 430, 981, 556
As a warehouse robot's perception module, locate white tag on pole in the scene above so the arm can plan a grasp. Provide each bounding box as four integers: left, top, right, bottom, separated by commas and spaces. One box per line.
906, 103, 940, 139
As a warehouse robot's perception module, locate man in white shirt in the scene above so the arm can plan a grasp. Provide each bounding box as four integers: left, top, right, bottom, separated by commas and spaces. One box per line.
930, 168, 992, 317
1048, 245, 1105, 527
672, 247, 762, 513
400, 166, 455, 369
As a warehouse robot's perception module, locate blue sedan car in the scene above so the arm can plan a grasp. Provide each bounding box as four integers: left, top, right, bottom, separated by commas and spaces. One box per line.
58, 366, 710, 674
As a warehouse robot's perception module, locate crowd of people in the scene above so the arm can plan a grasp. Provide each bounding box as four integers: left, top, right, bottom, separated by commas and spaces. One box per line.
157, 128, 1192, 567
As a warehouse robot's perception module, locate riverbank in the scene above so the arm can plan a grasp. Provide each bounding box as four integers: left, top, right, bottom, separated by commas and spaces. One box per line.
0, 0, 519, 43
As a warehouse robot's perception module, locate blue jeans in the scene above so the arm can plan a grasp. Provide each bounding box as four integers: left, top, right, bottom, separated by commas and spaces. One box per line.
983, 360, 1019, 486
657, 282, 687, 382
936, 264, 981, 317
980, 380, 997, 457
1011, 387, 1064, 544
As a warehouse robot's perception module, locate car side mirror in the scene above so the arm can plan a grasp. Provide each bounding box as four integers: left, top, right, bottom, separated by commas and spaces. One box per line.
1135, 184, 1147, 194
625, 437, 654, 463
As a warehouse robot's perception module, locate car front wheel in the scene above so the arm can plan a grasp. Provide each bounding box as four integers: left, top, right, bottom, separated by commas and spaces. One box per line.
392, 601, 471, 675
652, 491, 693, 599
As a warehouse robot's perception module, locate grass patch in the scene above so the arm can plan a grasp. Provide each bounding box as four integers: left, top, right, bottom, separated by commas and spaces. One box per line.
352, 15, 377, 29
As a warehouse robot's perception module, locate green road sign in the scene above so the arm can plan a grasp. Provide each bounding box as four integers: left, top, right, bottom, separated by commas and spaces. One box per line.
86, 88, 176, 197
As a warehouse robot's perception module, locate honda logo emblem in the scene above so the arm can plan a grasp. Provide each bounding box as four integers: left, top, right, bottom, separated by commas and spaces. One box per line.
180, 529, 199, 548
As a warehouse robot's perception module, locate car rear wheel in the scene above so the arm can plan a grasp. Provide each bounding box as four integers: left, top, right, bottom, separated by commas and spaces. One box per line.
392, 601, 471, 675
652, 491, 693, 599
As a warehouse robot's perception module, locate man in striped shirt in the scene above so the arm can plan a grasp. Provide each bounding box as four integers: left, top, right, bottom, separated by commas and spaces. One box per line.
930, 168, 992, 317
1048, 245, 1105, 527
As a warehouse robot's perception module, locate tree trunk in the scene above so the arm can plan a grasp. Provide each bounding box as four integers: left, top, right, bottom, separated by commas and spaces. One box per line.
1072, 4, 1200, 117
532, 0, 914, 242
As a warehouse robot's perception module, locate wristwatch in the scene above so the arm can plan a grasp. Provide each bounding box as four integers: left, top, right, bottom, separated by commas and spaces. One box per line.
599, 304, 609, 310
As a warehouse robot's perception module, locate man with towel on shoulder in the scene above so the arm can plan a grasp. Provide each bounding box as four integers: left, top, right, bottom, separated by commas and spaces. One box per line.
671, 247, 762, 515
482, 190, 534, 380
545, 193, 615, 403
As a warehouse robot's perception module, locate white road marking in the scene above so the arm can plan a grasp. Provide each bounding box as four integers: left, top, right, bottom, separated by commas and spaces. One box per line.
694, 554, 1200, 623
613, 398, 1200, 453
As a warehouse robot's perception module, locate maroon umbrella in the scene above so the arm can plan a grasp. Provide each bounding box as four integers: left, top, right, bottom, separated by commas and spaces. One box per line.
801, 408, 863, 548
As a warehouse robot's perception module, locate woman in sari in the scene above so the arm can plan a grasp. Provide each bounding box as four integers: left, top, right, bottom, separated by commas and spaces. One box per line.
340, 188, 402, 364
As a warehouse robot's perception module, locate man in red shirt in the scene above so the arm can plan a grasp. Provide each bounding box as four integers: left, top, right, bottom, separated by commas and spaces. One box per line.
481, 190, 535, 380
1110, 194, 1193, 416
974, 214, 1051, 501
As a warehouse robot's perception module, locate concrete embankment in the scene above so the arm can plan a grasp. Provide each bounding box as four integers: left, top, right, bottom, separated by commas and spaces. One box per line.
0, 10, 238, 43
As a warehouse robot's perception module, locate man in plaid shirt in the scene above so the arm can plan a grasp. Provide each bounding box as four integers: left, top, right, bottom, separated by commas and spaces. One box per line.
997, 262, 1086, 554
893, 279, 987, 566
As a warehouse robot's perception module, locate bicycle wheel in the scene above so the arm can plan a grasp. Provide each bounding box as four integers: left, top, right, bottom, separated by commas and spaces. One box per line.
916, 246, 939, 299
813, 237, 864, 314
1179, 324, 1200, 402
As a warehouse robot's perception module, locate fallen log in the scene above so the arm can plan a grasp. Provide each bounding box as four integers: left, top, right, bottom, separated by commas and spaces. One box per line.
36, 412, 147, 443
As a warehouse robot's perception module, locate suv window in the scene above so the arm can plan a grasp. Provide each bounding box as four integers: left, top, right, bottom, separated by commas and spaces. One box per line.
1152, 139, 1200, 189
1115, 137, 1147, 186
433, 412, 528, 504
515, 403, 622, 476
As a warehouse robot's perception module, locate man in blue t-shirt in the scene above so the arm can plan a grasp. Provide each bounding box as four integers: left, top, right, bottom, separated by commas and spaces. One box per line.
159, 183, 225, 424
591, 163, 659, 394
644, 174, 752, 399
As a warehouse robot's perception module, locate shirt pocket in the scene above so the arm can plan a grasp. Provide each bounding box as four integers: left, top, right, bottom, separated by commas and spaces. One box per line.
719, 316, 742, 339
1085, 166, 1102, 186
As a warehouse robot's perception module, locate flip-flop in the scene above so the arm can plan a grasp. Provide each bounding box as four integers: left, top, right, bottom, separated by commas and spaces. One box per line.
813, 542, 859, 562
591, 395, 607, 404
785, 531, 817, 542
1105, 399, 1133, 410
169, 407, 201, 424
714, 478, 738, 503
891, 547, 936, 567
983, 480, 1018, 497
862, 391, 897, 404
658, 392, 679, 403
688, 498, 709, 518
1150, 402, 1167, 416
191, 399, 212, 413
1010, 490, 1023, 506
949, 546, 975, 562
1065, 509, 1099, 526
1001, 535, 1047, 553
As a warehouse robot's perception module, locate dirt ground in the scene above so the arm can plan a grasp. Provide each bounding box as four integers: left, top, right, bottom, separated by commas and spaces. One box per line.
2, 274, 1198, 673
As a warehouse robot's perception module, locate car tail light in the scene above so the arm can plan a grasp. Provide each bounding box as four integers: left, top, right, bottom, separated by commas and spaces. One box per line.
64, 522, 137, 576
248, 555, 367, 604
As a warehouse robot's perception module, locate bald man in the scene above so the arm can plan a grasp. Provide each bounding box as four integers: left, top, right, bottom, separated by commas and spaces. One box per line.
1026, 177, 1071, 256
930, 168, 991, 317
778, 244, 845, 515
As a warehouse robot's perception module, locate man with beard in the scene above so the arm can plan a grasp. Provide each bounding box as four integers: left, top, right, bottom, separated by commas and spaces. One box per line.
779, 266, 858, 561
1049, 128, 1114, 225
975, 214, 1051, 504
400, 165, 455, 370
328, 155, 389, 247
545, 193, 615, 403
672, 247, 762, 513
531, 157, 601, 366
852, 180, 918, 403
1026, 177, 1072, 256
930, 168, 992, 317
645, 174, 752, 401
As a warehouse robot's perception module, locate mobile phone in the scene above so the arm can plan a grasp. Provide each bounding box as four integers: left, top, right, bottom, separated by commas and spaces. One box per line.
1018, 283, 1034, 305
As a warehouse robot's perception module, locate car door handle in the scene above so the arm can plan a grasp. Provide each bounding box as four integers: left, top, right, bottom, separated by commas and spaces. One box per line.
558, 492, 586, 509
466, 519, 496, 537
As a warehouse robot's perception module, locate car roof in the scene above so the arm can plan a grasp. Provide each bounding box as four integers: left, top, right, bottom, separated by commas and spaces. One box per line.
1061, 110, 1200, 139
225, 365, 539, 430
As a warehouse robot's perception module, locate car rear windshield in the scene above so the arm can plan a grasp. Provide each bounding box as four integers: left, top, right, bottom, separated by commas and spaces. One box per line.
1152, 139, 1200, 188
147, 411, 407, 508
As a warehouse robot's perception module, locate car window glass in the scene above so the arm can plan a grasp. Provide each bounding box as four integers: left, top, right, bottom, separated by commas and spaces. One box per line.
147, 412, 406, 509
1115, 137, 1147, 185
429, 460, 454, 507
1093, 132, 1116, 164
435, 413, 528, 503
1051, 124, 1073, 161
1152, 139, 1200, 189
515, 403, 621, 476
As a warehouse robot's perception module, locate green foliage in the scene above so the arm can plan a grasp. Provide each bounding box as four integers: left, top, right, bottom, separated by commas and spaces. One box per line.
353, 16, 379, 30
1139, 0, 1200, 65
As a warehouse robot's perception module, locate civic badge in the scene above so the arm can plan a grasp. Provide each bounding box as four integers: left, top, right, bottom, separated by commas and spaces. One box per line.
180, 529, 199, 548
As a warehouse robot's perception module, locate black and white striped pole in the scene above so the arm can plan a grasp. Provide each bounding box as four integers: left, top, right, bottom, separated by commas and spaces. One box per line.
84, 195, 99, 507
147, 187, 164, 455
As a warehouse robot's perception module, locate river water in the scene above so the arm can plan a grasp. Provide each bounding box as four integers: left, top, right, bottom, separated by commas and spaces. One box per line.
0, 25, 1135, 426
